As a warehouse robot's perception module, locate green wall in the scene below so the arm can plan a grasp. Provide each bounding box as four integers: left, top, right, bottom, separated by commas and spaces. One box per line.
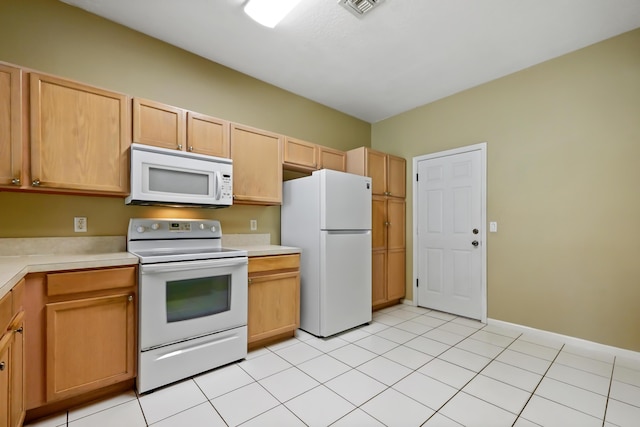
0, 0, 370, 241
372, 29, 640, 351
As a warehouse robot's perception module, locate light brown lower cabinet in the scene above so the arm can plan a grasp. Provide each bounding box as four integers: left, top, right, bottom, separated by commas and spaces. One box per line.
0, 278, 25, 427
24, 266, 136, 421
247, 254, 300, 348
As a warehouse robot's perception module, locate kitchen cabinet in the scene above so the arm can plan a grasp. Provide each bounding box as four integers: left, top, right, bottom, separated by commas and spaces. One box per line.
0, 63, 25, 190
30, 73, 130, 195
371, 196, 406, 308
283, 137, 317, 171
247, 254, 300, 348
318, 146, 347, 172
346, 147, 406, 198
283, 137, 347, 173
24, 266, 136, 414
0, 278, 25, 427
347, 147, 407, 309
132, 98, 230, 157
230, 123, 283, 205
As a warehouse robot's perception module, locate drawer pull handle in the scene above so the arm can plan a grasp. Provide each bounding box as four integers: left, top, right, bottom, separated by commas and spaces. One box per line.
14, 327, 23, 334
0, 361, 5, 371
11, 178, 20, 185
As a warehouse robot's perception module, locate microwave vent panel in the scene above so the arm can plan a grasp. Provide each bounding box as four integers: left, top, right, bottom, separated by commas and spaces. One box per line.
339, 0, 385, 17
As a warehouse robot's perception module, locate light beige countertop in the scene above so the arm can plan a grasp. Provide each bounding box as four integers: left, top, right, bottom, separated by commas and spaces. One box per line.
227, 245, 301, 257
222, 233, 301, 257
0, 236, 137, 300
0, 252, 139, 300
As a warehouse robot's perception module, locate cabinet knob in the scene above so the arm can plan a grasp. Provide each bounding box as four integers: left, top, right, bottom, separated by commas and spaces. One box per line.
177, 144, 183, 150
11, 177, 20, 185
0, 361, 5, 371
385, 221, 390, 226
14, 326, 23, 334
189, 146, 194, 152
32, 179, 41, 186
248, 278, 252, 284
128, 295, 133, 302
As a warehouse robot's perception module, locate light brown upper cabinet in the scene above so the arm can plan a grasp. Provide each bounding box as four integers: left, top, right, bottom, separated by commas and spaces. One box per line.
283, 137, 347, 173
283, 137, 317, 171
230, 123, 283, 205
132, 98, 185, 151
318, 146, 347, 172
30, 73, 130, 195
0, 63, 24, 189
187, 112, 230, 158
132, 98, 230, 158
346, 147, 406, 198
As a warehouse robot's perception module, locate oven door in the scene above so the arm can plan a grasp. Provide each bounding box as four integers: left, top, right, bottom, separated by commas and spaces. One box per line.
139, 257, 248, 350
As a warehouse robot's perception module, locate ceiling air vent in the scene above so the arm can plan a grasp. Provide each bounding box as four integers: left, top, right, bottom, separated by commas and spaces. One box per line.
339, 0, 385, 17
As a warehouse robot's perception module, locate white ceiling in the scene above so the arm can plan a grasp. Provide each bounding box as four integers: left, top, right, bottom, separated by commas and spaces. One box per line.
60, 0, 640, 123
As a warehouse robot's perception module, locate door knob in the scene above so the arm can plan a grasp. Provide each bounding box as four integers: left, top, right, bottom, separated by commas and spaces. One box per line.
471, 240, 479, 247
472, 228, 479, 234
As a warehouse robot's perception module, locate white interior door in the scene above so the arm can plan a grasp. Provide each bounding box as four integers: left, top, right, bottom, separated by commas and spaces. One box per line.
415, 144, 486, 320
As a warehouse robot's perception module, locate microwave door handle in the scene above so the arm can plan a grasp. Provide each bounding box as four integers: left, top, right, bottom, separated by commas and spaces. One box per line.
214, 171, 222, 200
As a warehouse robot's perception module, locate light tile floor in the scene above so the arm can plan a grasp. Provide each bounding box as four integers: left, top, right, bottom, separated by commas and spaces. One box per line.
25, 304, 640, 427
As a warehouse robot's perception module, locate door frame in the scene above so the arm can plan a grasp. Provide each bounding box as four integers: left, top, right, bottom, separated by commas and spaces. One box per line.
412, 142, 487, 323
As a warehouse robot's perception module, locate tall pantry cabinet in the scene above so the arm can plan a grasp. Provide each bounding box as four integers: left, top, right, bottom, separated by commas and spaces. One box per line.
347, 147, 406, 309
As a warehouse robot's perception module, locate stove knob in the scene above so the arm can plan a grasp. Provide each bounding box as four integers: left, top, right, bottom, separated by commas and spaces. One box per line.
136, 226, 146, 233
151, 223, 160, 230
199, 223, 206, 230
210, 226, 217, 233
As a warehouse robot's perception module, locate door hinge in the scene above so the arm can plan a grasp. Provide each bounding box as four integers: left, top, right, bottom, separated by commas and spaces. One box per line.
416, 278, 419, 287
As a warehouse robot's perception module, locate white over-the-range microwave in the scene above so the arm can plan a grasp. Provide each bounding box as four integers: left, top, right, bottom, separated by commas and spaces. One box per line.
125, 143, 233, 208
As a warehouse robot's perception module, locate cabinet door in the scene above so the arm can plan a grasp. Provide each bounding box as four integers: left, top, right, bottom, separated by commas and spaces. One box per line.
387, 154, 406, 198
371, 250, 387, 306
318, 146, 346, 172
30, 73, 130, 194
387, 198, 406, 250
372, 196, 387, 251
187, 112, 229, 157
366, 149, 387, 196
387, 249, 406, 301
0, 336, 9, 427
284, 137, 317, 170
132, 98, 185, 151
0, 64, 23, 188
45, 293, 135, 402
9, 315, 24, 427
248, 271, 300, 344
230, 124, 283, 205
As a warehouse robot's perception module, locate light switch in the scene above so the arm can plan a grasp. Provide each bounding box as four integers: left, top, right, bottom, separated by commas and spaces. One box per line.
489, 222, 498, 233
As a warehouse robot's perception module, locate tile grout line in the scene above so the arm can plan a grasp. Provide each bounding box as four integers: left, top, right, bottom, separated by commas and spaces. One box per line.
508, 341, 564, 426
601, 355, 616, 427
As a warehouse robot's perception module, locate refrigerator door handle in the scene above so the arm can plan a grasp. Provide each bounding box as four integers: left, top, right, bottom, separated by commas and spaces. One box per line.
324, 230, 371, 235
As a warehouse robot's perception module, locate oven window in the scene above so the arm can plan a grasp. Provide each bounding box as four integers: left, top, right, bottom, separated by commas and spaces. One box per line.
149, 167, 209, 196
166, 275, 231, 322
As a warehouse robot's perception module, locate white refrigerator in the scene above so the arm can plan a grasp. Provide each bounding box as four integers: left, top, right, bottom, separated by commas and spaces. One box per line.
281, 169, 372, 337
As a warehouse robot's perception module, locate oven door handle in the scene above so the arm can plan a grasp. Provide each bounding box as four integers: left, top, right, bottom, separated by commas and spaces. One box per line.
140, 258, 248, 274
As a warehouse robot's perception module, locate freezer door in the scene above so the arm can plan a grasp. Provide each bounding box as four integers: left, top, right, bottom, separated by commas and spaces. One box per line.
320, 230, 372, 336
319, 169, 372, 230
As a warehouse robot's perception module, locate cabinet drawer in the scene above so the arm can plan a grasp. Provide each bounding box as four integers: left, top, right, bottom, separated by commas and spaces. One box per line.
248, 254, 300, 274
47, 267, 136, 297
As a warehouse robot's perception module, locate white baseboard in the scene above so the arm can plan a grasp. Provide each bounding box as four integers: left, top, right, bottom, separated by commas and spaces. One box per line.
488, 318, 640, 362
399, 300, 640, 362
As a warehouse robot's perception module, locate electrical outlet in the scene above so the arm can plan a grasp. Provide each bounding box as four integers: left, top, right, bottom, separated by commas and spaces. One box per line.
74, 217, 87, 233
250, 219, 257, 231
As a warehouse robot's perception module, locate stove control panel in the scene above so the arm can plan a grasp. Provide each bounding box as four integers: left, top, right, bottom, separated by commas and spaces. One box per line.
128, 218, 222, 240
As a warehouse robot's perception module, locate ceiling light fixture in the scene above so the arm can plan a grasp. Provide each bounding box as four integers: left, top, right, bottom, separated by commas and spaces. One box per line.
244, 0, 303, 28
